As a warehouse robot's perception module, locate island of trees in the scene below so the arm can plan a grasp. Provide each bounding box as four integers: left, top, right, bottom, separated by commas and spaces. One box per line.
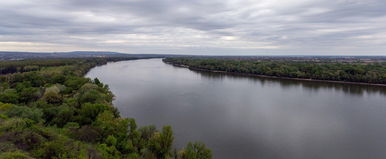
0, 58, 211, 159
163, 57, 386, 85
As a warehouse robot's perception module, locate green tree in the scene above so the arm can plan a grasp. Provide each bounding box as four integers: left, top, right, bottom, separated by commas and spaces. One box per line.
4, 106, 43, 123
149, 126, 174, 159
0, 89, 19, 104
72, 125, 102, 143
43, 91, 62, 105
78, 103, 110, 125
50, 106, 75, 127
94, 111, 129, 139
18, 87, 41, 103
33, 138, 88, 159
180, 142, 212, 159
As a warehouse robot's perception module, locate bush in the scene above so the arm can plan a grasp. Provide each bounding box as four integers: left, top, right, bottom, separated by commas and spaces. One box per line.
32, 138, 89, 159
43, 91, 62, 105
4, 131, 46, 151
0, 118, 33, 132
0, 90, 19, 104
18, 87, 41, 103
78, 103, 110, 125
72, 125, 102, 143
50, 106, 75, 127
94, 111, 129, 139
0, 151, 33, 159
4, 106, 43, 123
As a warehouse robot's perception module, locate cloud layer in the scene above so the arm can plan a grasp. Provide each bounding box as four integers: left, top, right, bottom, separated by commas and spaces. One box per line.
0, 0, 386, 55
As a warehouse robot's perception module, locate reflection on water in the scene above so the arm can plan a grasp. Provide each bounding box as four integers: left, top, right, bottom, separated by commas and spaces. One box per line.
87, 59, 386, 159
195, 70, 386, 96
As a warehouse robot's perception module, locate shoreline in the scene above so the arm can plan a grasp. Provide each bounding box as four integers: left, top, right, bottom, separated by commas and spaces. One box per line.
164, 61, 386, 87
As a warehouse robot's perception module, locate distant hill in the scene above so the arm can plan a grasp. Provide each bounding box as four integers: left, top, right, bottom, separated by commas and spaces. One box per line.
0, 51, 182, 60
2, 51, 383, 62
61, 51, 124, 55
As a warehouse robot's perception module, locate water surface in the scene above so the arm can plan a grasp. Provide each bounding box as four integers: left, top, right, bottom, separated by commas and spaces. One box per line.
86, 59, 386, 159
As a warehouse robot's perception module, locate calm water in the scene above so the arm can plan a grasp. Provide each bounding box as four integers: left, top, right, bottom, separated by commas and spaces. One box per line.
86, 59, 386, 159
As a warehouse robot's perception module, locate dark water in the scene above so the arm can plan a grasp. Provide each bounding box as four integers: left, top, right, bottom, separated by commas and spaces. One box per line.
86, 59, 386, 159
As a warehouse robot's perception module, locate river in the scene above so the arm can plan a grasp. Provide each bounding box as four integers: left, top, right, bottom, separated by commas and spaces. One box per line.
86, 58, 386, 159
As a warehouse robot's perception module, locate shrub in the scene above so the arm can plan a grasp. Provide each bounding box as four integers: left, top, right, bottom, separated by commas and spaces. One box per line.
78, 103, 110, 125
0, 151, 33, 159
4, 106, 43, 123
43, 91, 62, 105
0, 90, 19, 104
72, 125, 102, 143
0, 118, 33, 132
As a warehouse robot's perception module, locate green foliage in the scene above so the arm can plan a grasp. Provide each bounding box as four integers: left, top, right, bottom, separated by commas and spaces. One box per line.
4, 106, 43, 123
96, 144, 121, 159
5, 131, 46, 151
0, 118, 33, 132
0, 151, 33, 159
49, 106, 75, 127
0, 103, 13, 111
72, 125, 102, 143
42, 91, 62, 105
139, 125, 157, 141
18, 87, 41, 103
94, 111, 129, 139
51, 74, 66, 84
149, 126, 174, 159
94, 78, 103, 87
63, 122, 79, 129
64, 77, 89, 93
32, 138, 89, 159
105, 135, 118, 146
76, 83, 113, 105
78, 89, 104, 104
180, 142, 212, 159
78, 103, 110, 125
0, 89, 19, 104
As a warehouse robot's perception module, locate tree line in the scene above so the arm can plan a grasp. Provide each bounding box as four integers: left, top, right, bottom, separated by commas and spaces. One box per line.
163, 58, 386, 84
0, 58, 211, 159
0, 58, 142, 75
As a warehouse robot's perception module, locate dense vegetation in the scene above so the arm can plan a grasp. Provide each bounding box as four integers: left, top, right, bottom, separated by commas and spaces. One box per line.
0, 58, 134, 75
0, 58, 211, 159
164, 58, 386, 84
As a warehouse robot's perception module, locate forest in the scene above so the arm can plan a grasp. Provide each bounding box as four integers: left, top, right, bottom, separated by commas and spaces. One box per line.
0, 58, 211, 159
163, 58, 386, 84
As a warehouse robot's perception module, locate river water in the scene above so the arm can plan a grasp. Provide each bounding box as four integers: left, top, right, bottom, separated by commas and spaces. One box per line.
86, 58, 386, 159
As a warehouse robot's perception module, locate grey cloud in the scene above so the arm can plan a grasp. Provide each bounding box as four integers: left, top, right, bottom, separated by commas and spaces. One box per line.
64, 0, 234, 31
0, 0, 385, 55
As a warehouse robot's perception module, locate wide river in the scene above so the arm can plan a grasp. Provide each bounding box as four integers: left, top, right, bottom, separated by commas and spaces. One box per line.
86, 58, 386, 159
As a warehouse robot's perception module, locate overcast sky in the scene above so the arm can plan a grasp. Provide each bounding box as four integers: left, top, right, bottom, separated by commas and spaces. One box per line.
0, 0, 385, 55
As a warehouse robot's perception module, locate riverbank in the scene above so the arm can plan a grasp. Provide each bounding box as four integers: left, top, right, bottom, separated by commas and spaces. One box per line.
164, 61, 386, 87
